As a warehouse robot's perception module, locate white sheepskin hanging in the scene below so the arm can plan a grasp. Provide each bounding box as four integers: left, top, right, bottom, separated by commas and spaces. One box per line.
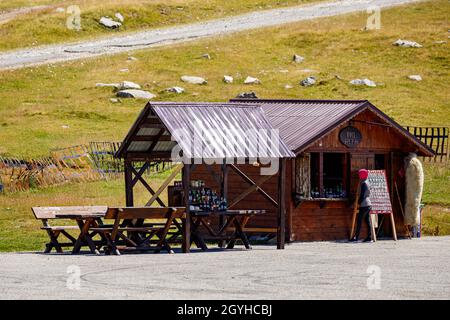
404, 153, 424, 226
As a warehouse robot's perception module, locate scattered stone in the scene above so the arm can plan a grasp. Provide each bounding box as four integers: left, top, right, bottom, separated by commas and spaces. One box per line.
166, 86, 185, 94
201, 53, 211, 60
393, 39, 423, 48
99, 17, 122, 29
115, 12, 124, 23
284, 84, 293, 89
61, 125, 70, 129
223, 75, 234, 84
110, 98, 120, 103
434, 40, 446, 44
55, 7, 65, 13
279, 69, 289, 73
181, 76, 207, 85
300, 76, 316, 87
244, 76, 261, 84
116, 89, 156, 100
293, 54, 305, 63
349, 78, 377, 87
236, 92, 258, 99
119, 68, 129, 73
299, 69, 317, 73
408, 75, 422, 81
335, 74, 343, 80
127, 56, 138, 61
117, 81, 141, 90
96, 82, 119, 88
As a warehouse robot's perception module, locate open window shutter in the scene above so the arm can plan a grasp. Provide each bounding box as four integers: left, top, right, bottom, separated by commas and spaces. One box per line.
295, 153, 311, 198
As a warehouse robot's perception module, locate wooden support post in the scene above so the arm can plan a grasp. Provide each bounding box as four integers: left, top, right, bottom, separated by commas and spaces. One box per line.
124, 160, 134, 207
319, 152, 324, 197
219, 163, 229, 248
389, 212, 398, 241
182, 163, 191, 253
277, 158, 286, 250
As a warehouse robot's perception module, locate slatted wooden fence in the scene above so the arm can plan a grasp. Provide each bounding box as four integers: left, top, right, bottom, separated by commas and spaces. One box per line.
0, 142, 175, 193
405, 126, 449, 162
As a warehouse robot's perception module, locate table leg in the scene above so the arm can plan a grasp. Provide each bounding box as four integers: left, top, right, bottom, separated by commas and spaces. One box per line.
73, 219, 100, 255
233, 217, 252, 250
191, 217, 208, 251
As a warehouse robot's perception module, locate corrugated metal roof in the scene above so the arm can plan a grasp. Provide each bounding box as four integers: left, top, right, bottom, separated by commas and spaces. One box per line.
117, 102, 295, 159
230, 99, 367, 152
230, 99, 434, 156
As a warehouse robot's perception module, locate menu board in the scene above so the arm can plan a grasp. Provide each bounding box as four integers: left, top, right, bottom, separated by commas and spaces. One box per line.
367, 170, 392, 214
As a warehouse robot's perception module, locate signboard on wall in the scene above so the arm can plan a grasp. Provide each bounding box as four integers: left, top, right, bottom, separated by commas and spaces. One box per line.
339, 126, 362, 148
367, 170, 392, 214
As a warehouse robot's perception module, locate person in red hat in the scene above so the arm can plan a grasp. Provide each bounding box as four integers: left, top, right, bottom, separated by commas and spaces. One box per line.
350, 169, 373, 242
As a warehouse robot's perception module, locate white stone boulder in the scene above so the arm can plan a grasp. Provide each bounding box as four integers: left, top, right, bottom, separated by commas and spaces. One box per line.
166, 86, 185, 94
99, 17, 122, 29
115, 13, 124, 23
300, 76, 316, 87
181, 76, 207, 85
223, 75, 234, 84
293, 54, 305, 63
117, 81, 141, 90
408, 75, 422, 81
244, 76, 261, 84
393, 39, 422, 48
116, 89, 156, 100
349, 78, 377, 87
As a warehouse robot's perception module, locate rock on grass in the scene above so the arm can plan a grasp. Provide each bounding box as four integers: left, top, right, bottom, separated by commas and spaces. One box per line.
349, 78, 376, 87
116, 89, 156, 100
181, 76, 207, 85
393, 39, 423, 48
99, 17, 122, 29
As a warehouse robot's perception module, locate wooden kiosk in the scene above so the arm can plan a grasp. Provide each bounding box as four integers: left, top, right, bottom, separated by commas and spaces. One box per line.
115, 102, 295, 252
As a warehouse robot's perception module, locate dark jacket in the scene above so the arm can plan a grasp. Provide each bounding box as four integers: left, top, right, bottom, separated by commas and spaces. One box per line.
358, 180, 372, 207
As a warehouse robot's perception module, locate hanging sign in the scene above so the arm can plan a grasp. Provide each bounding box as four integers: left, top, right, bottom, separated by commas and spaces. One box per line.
339, 126, 362, 148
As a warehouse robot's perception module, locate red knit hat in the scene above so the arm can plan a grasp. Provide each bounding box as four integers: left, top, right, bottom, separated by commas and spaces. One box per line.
358, 169, 369, 180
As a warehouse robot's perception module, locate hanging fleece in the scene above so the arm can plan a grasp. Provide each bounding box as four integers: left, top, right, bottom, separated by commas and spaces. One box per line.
404, 153, 424, 226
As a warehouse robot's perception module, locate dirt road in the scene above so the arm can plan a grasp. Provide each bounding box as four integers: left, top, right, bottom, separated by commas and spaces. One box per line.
0, 0, 423, 70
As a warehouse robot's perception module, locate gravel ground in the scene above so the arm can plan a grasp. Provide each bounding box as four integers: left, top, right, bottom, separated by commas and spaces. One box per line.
0, 236, 449, 300
0, 0, 424, 70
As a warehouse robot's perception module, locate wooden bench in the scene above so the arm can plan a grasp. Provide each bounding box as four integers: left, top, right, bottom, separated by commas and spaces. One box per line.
90, 207, 186, 255
32, 206, 108, 253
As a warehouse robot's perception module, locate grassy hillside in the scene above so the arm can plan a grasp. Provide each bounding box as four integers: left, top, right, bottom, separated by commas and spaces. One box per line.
0, 0, 320, 51
0, 0, 449, 251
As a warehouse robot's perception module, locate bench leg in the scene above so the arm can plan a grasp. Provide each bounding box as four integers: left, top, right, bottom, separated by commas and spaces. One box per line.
46, 230, 63, 253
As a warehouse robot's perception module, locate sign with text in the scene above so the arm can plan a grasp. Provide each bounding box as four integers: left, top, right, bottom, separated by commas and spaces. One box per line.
339, 126, 362, 148
367, 170, 392, 214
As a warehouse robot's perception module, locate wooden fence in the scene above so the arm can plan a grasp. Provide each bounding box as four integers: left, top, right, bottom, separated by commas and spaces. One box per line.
0, 142, 174, 193
405, 126, 449, 162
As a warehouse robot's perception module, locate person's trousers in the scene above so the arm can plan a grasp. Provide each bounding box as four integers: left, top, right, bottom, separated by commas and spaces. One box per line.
355, 206, 372, 240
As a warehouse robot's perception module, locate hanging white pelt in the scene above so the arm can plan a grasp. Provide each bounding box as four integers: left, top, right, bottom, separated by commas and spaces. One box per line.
404, 153, 424, 226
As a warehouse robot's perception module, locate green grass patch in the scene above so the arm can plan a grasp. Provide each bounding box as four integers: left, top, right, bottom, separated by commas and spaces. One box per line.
0, 0, 321, 51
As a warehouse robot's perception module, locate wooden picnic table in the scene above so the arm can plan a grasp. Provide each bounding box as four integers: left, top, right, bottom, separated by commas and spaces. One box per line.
190, 209, 265, 251
90, 206, 186, 255
33, 206, 187, 255
54, 212, 106, 255
32, 206, 108, 254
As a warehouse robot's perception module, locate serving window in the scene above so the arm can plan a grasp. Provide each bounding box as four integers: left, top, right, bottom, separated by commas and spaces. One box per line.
296, 152, 349, 200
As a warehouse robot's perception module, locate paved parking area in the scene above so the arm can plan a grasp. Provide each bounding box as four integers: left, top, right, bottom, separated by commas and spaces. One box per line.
1, 236, 449, 299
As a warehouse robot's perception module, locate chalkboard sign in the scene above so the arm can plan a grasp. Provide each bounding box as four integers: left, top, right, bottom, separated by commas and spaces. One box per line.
367, 170, 392, 214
